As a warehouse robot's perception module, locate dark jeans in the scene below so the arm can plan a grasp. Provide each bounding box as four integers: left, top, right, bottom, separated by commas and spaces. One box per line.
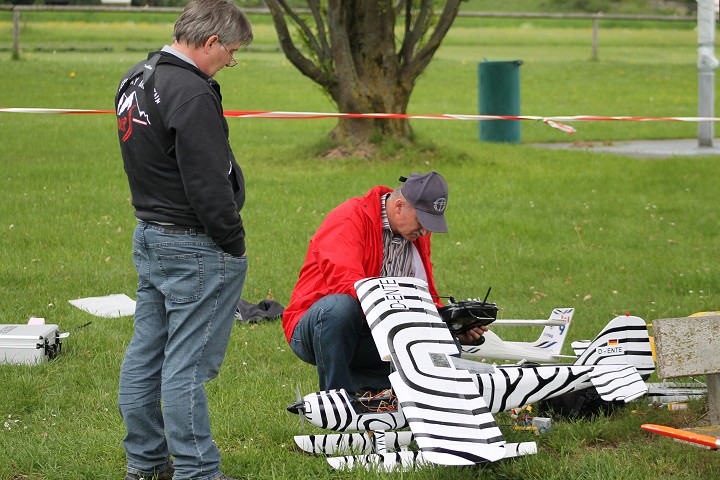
290, 294, 391, 395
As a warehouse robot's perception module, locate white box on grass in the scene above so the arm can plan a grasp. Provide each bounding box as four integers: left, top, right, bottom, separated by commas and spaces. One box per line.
0, 324, 62, 365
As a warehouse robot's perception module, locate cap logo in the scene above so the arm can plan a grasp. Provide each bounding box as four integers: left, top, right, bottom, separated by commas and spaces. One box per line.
433, 197, 447, 213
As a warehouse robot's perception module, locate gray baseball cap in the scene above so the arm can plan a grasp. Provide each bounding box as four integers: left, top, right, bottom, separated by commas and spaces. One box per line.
399, 171, 449, 233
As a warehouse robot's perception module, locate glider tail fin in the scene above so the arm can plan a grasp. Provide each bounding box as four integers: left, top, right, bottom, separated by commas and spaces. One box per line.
573, 314, 655, 379
529, 308, 574, 355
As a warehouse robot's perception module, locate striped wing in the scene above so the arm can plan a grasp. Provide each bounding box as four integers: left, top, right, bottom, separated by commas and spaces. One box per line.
588, 365, 648, 402
355, 276, 507, 465
294, 431, 414, 455
326, 443, 538, 471
327, 451, 427, 471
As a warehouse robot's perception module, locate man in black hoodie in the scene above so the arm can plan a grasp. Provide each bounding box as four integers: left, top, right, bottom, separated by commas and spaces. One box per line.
115, 1, 252, 479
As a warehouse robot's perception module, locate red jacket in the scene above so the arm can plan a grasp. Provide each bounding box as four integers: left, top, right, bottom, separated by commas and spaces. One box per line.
282, 185, 441, 342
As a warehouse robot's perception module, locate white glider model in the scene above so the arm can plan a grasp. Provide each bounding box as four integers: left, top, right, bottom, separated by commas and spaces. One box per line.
461, 307, 575, 363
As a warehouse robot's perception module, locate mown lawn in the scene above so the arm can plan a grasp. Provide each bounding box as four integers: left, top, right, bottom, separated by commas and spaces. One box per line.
0, 12, 718, 480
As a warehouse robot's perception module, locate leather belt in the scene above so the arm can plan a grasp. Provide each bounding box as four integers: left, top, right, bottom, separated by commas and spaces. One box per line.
146, 222, 205, 234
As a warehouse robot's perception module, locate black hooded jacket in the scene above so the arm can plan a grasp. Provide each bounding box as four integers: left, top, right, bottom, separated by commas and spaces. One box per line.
115, 51, 246, 256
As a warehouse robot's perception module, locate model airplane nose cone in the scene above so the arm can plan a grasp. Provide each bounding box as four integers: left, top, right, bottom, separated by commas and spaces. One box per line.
287, 400, 305, 415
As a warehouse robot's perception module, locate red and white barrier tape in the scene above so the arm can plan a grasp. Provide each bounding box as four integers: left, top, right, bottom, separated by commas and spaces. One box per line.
3, 107, 720, 135
0, 108, 115, 115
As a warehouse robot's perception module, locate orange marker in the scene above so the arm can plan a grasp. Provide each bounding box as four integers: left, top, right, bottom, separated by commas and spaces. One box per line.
641, 424, 720, 449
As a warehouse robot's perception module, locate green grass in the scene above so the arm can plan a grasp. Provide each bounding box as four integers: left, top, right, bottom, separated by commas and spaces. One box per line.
1, 15, 720, 480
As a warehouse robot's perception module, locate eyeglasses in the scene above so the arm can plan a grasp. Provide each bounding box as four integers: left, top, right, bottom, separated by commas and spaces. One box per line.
220, 42, 238, 68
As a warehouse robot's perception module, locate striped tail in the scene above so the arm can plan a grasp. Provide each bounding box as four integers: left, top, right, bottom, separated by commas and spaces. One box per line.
574, 315, 655, 376
572, 315, 653, 402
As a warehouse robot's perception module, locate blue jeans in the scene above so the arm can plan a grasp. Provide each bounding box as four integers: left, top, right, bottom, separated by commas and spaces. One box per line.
290, 294, 391, 395
119, 221, 248, 480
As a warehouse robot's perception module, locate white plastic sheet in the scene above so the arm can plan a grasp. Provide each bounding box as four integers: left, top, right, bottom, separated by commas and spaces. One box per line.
68, 294, 136, 318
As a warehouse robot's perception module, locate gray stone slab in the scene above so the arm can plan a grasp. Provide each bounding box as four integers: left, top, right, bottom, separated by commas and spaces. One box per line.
654, 315, 720, 378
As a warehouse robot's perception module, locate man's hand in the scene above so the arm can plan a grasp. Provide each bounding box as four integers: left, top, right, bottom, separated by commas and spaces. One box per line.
455, 325, 488, 345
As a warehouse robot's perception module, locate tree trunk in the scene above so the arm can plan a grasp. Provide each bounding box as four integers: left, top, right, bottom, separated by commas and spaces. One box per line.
326, 0, 412, 147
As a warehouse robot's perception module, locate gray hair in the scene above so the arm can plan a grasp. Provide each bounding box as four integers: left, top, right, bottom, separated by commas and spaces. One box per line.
173, 0, 254, 48
388, 188, 403, 201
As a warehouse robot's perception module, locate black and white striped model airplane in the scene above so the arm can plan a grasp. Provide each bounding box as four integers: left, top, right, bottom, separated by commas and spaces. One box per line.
288, 276, 653, 470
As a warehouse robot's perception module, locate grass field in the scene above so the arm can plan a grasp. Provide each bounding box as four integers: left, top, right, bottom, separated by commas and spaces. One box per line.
1, 11, 719, 480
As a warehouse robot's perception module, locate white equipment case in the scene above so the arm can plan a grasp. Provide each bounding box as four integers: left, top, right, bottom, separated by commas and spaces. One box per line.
0, 324, 62, 365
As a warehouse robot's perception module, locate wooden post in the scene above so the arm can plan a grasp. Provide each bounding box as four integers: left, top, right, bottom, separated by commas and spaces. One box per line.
13, 8, 20, 60
654, 314, 720, 424
591, 14, 600, 62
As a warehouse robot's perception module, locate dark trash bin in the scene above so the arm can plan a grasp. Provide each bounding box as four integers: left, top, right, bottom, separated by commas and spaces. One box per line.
478, 60, 522, 143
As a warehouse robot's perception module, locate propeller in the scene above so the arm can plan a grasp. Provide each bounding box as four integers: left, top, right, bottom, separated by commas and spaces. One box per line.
287, 384, 306, 426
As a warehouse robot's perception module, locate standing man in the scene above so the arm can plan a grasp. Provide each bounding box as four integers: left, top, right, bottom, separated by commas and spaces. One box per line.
114, 1, 252, 479
282, 172, 486, 404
